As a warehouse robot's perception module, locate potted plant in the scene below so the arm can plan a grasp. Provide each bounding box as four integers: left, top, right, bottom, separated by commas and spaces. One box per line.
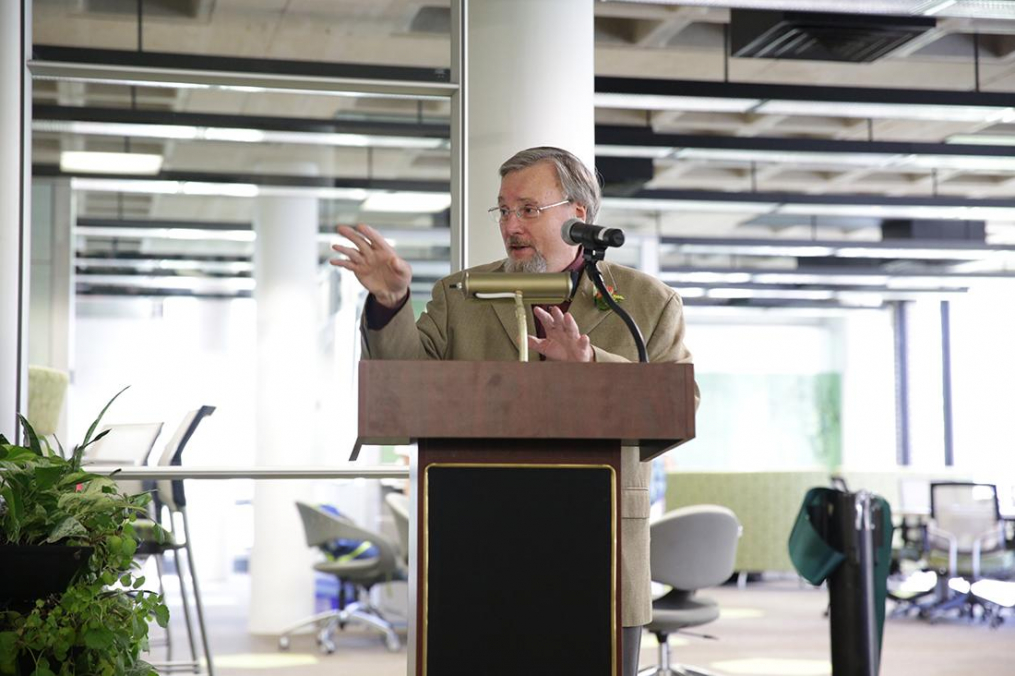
0, 389, 169, 676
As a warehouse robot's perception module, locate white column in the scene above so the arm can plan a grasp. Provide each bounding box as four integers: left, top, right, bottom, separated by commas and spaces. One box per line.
249, 171, 320, 634
29, 180, 75, 442
0, 0, 30, 439
465, 0, 596, 268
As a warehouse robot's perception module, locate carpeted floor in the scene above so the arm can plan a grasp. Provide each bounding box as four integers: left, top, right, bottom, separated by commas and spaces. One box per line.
146, 574, 1014, 675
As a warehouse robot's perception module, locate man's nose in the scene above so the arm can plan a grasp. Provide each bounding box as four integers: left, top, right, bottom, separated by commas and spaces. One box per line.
501, 214, 526, 235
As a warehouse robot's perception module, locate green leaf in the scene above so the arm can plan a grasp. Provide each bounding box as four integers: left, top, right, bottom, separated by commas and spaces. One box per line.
132, 576, 145, 589
79, 386, 129, 449
154, 603, 170, 628
34, 465, 65, 491
17, 415, 43, 456
83, 627, 114, 650
0, 632, 16, 674
45, 516, 88, 544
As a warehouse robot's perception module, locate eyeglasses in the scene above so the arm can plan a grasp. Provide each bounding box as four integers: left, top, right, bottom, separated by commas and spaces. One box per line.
487, 199, 571, 224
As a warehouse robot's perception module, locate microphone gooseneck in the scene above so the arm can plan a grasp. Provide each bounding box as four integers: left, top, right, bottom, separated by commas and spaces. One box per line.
562, 218, 648, 363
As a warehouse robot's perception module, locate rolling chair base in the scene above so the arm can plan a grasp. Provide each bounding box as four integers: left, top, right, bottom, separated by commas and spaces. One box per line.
638, 665, 719, 676
638, 633, 721, 676
278, 600, 402, 654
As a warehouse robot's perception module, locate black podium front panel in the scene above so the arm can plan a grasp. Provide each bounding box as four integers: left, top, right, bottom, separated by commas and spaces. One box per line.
424, 464, 616, 676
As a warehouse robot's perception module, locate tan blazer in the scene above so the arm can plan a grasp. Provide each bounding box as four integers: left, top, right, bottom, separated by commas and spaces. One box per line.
361, 259, 696, 626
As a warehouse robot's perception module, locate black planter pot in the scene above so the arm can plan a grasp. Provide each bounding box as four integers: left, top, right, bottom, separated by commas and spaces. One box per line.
0, 544, 93, 610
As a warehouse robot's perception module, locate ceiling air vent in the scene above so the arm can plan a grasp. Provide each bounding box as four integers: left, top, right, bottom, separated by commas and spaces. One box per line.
729, 9, 936, 63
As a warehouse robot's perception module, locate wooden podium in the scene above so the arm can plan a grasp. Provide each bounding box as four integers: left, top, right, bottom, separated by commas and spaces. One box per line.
353, 361, 695, 676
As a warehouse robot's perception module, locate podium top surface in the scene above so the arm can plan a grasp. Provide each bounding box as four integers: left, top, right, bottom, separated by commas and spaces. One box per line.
355, 360, 695, 462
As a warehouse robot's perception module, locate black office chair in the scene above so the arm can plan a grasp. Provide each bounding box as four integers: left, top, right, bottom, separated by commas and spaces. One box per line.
136, 405, 216, 675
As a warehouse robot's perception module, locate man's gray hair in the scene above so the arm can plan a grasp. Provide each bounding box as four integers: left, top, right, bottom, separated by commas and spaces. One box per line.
499, 146, 601, 224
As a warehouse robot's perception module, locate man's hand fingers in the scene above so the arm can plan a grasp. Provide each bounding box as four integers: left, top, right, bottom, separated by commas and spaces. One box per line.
356, 224, 396, 254
563, 313, 581, 338
332, 244, 365, 265
338, 224, 375, 252
527, 336, 548, 354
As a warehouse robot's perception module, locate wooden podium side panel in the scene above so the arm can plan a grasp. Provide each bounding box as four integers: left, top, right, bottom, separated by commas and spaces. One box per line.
417, 439, 621, 676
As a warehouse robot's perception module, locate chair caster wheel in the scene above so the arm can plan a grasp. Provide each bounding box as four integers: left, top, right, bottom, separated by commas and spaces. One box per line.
278, 636, 290, 651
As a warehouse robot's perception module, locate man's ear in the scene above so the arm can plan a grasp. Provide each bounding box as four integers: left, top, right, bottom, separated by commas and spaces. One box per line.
574, 203, 587, 222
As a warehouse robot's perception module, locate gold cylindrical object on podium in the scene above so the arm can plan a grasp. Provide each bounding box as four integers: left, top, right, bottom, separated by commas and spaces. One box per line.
460, 271, 572, 305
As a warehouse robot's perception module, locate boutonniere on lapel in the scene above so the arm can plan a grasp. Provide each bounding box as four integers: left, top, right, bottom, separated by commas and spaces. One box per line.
594, 285, 624, 311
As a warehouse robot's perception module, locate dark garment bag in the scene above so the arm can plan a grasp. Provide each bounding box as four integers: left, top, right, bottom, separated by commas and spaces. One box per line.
789, 487, 894, 676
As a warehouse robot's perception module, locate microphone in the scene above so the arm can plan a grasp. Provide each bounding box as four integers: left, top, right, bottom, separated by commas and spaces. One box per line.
561, 218, 625, 249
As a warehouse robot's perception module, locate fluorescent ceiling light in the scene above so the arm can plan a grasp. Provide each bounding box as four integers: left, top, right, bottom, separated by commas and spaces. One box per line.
946, 135, 1015, 146
671, 241, 836, 258
671, 147, 1015, 173
602, 197, 775, 214
60, 151, 163, 175
752, 273, 891, 286
71, 178, 180, 194
35, 120, 200, 139
180, 181, 259, 197
360, 192, 451, 213
594, 93, 760, 114
75, 226, 256, 242
776, 203, 1015, 221
75, 258, 254, 274
261, 186, 369, 201
78, 274, 255, 292
34, 120, 447, 150
707, 288, 836, 301
659, 271, 752, 284
836, 246, 992, 260
667, 237, 1015, 261
756, 100, 1015, 124
70, 177, 374, 201
595, 144, 674, 159
202, 127, 266, 143
608, 0, 1015, 19
673, 148, 900, 169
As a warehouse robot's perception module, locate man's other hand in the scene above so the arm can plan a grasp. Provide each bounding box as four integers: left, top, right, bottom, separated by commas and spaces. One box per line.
330, 224, 412, 308
528, 306, 594, 362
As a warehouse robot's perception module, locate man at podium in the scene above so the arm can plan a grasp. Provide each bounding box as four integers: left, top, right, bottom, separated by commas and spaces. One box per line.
331, 146, 695, 675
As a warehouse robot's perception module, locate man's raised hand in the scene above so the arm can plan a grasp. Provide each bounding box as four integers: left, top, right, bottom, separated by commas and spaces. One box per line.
528, 306, 594, 362
330, 224, 412, 308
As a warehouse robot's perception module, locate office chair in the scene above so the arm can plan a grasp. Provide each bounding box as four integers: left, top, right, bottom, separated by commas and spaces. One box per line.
384, 491, 411, 565
639, 505, 741, 676
82, 422, 164, 495
278, 501, 406, 654
135, 405, 216, 675
26, 365, 69, 440
917, 482, 1015, 622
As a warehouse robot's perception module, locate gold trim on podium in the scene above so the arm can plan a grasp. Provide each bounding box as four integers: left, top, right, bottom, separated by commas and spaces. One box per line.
422, 462, 618, 676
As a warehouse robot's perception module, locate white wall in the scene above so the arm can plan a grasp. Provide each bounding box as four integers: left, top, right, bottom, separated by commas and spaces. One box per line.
834, 309, 897, 468
950, 285, 1015, 477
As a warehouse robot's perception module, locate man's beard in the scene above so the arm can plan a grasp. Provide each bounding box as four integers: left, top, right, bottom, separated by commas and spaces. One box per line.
504, 238, 548, 273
